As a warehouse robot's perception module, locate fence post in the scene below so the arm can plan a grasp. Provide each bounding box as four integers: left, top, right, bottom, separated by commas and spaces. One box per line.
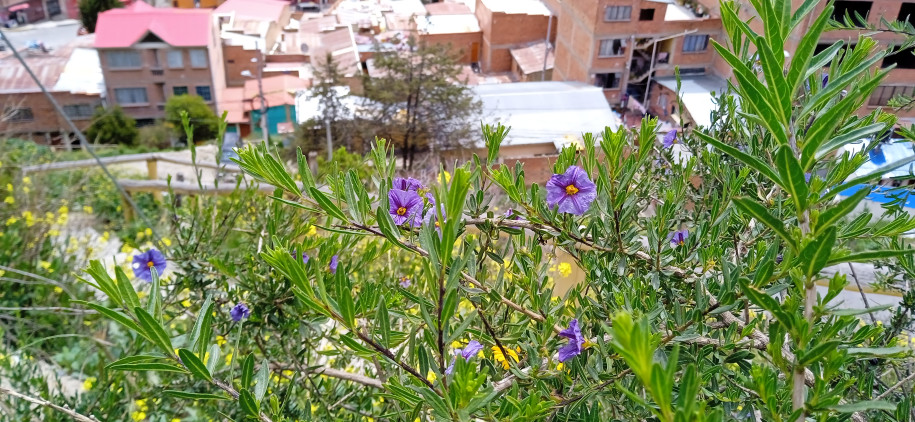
147, 158, 162, 201
121, 192, 135, 222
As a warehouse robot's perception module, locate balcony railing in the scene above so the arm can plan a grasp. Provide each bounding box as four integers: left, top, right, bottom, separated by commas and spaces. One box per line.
151, 69, 164, 76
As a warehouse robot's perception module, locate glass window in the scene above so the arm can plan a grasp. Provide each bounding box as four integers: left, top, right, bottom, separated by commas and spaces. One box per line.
595, 73, 621, 89
196, 86, 212, 101
189, 49, 208, 68
114, 87, 149, 104
604, 5, 631, 21
62, 103, 94, 118
683, 35, 710, 52
173, 86, 189, 96
106, 51, 142, 69
869, 85, 915, 106
5, 107, 34, 122
598, 39, 625, 57
167, 50, 184, 68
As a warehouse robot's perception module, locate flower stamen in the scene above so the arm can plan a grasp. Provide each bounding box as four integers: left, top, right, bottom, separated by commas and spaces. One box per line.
396, 206, 407, 216
565, 184, 579, 195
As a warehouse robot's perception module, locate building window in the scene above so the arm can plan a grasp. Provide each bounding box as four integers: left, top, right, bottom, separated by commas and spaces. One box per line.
869, 85, 915, 106
683, 35, 710, 52
883, 46, 915, 68
598, 39, 626, 57
595, 72, 621, 89
4, 107, 34, 122
604, 5, 631, 21
167, 50, 184, 68
106, 51, 142, 69
832, 1, 871, 26
189, 49, 208, 68
196, 86, 212, 101
114, 87, 149, 104
900, 3, 915, 22
173, 86, 189, 96
639, 8, 655, 21
62, 103, 94, 119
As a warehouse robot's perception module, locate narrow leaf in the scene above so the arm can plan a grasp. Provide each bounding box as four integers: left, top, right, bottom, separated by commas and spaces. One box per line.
178, 348, 213, 382
733, 197, 797, 252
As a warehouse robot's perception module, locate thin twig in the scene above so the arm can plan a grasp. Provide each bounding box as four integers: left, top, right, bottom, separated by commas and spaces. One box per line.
0, 386, 100, 422
875, 371, 915, 400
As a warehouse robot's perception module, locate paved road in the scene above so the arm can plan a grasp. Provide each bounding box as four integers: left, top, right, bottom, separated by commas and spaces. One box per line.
1, 20, 80, 51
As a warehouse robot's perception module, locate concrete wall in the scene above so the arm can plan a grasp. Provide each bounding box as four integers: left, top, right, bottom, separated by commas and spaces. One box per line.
100, 46, 216, 121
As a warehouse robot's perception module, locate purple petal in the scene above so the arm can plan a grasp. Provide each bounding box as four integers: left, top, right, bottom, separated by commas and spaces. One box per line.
557, 342, 581, 362
132, 249, 167, 282
663, 130, 678, 148
329, 255, 339, 274
461, 340, 483, 361
230, 303, 250, 322
445, 356, 455, 375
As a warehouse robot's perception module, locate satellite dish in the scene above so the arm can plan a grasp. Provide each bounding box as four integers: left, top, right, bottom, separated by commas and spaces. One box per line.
300, 43, 309, 53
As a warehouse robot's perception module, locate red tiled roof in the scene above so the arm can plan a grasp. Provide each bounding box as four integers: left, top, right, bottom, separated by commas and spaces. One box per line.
214, 0, 287, 21
94, 2, 212, 48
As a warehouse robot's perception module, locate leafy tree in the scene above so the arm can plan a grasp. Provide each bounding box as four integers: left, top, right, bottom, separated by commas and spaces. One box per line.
362, 39, 481, 170
77, 0, 122, 33
85, 105, 138, 145
293, 53, 357, 157
164, 94, 219, 143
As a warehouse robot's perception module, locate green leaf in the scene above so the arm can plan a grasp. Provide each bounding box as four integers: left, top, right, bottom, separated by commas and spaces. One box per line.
846, 346, 909, 357
114, 266, 141, 311
377, 296, 391, 348
799, 340, 841, 365
239, 389, 260, 417
797, 227, 836, 279
103, 355, 166, 370
107, 362, 188, 373
376, 206, 411, 252
828, 304, 892, 316
241, 354, 255, 389
337, 281, 356, 328
188, 296, 214, 354
733, 197, 797, 252
72, 301, 141, 334
146, 267, 161, 322
695, 131, 782, 186
829, 400, 897, 413
206, 344, 221, 374
774, 145, 808, 211
268, 196, 320, 213
254, 359, 269, 402
815, 123, 887, 162
134, 307, 174, 356
309, 187, 348, 222
827, 249, 913, 266
85, 261, 121, 305
163, 390, 230, 401
816, 187, 869, 234
178, 348, 212, 382
785, 3, 832, 96
824, 154, 915, 202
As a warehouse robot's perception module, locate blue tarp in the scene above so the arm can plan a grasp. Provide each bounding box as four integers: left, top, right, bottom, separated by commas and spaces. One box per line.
839, 184, 915, 208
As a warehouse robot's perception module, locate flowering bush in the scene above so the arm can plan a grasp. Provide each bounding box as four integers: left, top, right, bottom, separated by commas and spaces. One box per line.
47, 1, 915, 421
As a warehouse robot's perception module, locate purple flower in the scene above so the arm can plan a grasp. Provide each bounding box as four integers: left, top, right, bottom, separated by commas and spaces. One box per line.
131, 249, 167, 282
503, 208, 518, 219
329, 255, 339, 274
399, 276, 411, 288
423, 202, 446, 233
446, 340, 484, 374
821, 74, 829, 88
388, 189, 423, 226
662, 130, 678, 148
557, 319, 584, 362
291, 249, 309, 264
804, 172, 811, 183
393, 177, 423, 192
670, 229, 688, 248
545, 166, 597, 215
230, 303, 250, 322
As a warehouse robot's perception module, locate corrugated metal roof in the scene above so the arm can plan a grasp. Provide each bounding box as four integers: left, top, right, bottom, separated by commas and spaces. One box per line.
654, 75, 727, 128
0, 37, 99, 94
510, 41, 553, 75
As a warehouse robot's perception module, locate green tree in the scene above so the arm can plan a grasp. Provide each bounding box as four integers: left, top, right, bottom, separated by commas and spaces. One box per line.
294, 53, 356, 157
363, 39, 481, 170
165, 94, 218, 143
77, 0, 122, 33
85, 105, 138, 145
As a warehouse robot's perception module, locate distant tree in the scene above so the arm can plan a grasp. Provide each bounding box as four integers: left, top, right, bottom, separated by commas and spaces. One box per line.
362, 39, 481, 170
78, 0, 122, 33
85, 106, 138, 145
164, 95, 219, 143
294, 53, 356, 158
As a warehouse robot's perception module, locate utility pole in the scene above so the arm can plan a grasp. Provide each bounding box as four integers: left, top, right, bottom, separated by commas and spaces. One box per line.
541, 6, 553, 82
256, 44, 268, 145
324, 116, 333, 161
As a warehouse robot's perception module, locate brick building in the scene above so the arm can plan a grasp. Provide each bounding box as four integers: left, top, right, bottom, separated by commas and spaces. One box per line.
94, 2, 219, 125
0, 36, 104, 146
474, 0, 555, 73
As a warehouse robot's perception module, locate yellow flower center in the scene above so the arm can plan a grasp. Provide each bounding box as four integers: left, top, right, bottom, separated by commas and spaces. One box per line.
565, 184, 579, 195
147, 261, 154, 267
678, 240, 685, 245
397, 206, 407, 216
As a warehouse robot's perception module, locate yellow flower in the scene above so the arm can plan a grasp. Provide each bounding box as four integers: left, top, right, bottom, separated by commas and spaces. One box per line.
491, 346, 519, 369
4, 217, 16, 226
216, 335, 227, 346
83, 377, 96, 390
22, 177, 30, 185
48, 229, 60, 236
131, 411, 146, 421
22, 186, 30, 194
4, 196, 13, 204
121, 244, 134, 254
22, 211, 35, 227
426, 370, 437, 382
39, 261, 52, 272
56, 213, 67, 225
556, 362, 564, 371
438, 170, 451, 184
181, 299, 191, 308
145, 228, 152, 236
135, 399, 148, 409
83, 205, 93, 214
162, 237, 172, 247
5, 184, 11, 191
171, 419, 181, 422
54, 286, 63, 294
225, 352, 233, 365
557, 262, 572, 278
305, 225, 317, 237
102, 231, 110, 241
